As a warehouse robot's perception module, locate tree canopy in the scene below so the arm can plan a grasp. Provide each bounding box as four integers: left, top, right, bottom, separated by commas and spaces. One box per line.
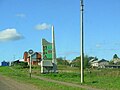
57, 57, 70, 65
71, 55, 90, 69
113, 54, 119, 59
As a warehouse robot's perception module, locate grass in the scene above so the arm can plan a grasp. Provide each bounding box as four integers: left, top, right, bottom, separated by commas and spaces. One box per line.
1, 66, 120, 90
0, 66, 84, 90
84, 69, 120, 90
31, 66, 120, 90
39, 72, 81, 84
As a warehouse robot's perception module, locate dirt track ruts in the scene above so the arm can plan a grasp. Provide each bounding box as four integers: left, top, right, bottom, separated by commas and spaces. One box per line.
0, 74, 39, 90
32, 75, 103, 90
1, 67, 103, 90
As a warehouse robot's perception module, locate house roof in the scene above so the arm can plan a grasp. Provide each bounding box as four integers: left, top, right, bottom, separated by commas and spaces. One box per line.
90, 59, 109, 64
89, 58, 98, 63
98, 59, 109, 63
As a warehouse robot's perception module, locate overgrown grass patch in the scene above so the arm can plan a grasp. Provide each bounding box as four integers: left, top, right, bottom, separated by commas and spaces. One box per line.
0, 66, 84, 90
39, 72, 81, 84
36, 68, 120, 90
1, 66, 120, 90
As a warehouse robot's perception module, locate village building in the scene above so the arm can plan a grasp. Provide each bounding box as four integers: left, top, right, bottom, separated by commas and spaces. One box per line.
89, 59, 109, 68
1, 61, 9, 66
23, 51, 42, 65
112, 58, 120, 64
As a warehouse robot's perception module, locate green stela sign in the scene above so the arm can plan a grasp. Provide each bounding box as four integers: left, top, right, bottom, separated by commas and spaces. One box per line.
42, 39, 52, 60
43, 45, 52, 60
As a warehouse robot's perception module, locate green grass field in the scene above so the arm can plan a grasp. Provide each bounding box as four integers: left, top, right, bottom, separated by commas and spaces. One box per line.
30, 65, 120, 90
0, 66, 84, 90
1, 66, 120, 90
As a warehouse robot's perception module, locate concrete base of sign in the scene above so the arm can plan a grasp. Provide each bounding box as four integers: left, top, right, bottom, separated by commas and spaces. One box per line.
41, 61, 58, 74
41, 66, 58, 74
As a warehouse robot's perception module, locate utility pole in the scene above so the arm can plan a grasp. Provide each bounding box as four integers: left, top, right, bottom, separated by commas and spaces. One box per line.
80, 0, 84, 83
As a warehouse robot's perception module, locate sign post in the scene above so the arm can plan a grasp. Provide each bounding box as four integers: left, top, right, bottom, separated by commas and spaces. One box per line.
28, 49, 34, 78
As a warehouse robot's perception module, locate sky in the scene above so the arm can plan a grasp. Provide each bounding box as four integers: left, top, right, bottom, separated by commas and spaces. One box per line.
0, 0, 120, 63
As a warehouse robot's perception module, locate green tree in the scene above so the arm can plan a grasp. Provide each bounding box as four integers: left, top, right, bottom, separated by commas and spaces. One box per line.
57, 57, 70, 65
109, 60, 114, 65
71, 55, 90, 69
113, 54, 119, 59
84, 55, 90, 68
71, 56, 80, 67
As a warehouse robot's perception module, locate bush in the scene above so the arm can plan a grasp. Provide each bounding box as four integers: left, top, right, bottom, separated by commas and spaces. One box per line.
11, 61, 28, 68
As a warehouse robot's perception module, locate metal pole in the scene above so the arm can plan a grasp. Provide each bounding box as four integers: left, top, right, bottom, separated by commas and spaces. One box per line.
29, 55, 32, 78
80, 0, 84, 83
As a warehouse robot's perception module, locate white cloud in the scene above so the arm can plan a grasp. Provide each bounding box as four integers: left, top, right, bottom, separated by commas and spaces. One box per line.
16, 13, 26, 18
0, 28, 23, 42
35, 23, 51, 30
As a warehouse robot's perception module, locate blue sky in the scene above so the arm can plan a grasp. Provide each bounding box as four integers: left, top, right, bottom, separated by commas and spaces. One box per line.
0, 0, 120, 63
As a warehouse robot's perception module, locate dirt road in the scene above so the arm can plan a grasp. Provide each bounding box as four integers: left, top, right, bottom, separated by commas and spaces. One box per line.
0, 74, 39, 90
